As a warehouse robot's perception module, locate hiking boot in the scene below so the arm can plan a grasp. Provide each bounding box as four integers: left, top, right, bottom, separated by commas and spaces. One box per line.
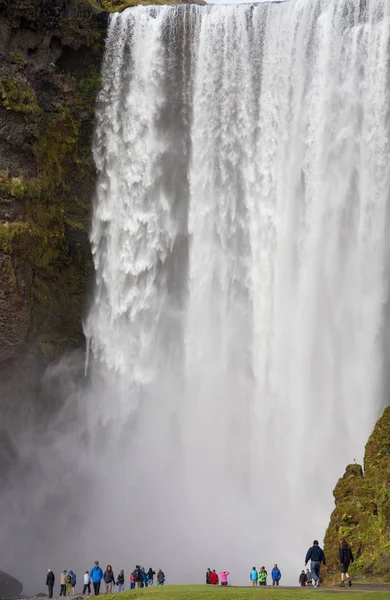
348, 578, 352, 587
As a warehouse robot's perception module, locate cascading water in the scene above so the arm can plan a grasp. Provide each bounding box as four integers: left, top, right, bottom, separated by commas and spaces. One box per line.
84, 0, 390, 583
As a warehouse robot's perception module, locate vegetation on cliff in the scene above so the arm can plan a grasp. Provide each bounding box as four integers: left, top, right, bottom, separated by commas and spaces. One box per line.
323, 407, 390, 583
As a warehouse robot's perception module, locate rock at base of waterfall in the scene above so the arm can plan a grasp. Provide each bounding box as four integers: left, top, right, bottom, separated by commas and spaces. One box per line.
0, 570, 23, 598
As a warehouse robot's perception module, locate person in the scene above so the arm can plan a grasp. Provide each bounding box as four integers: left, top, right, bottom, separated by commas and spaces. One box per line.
209, 570, 219, 585
90, 561, 104, 596
116, 570, 125, 592
134, 566, 143, 589
156, 569, 165, 586
258, 566, 267, 586
148, 568, 155, 587
305, 539, 326, 588
68, 571, 76, 596
66, 572, 72, 596
339, 537, 354, 587
271, 564, 281, 586
60, 570, 67, 597
219, 571, 229, 586
103, 566, 115, 594
129, 573, 135, 591
299, 570, 306, 587
206, 569, 211, 585
83, 572, 91, 595
142, 568, 148, 588
46, 569, 55, 598
250, 567, 258, 587
305, 569, 312, 586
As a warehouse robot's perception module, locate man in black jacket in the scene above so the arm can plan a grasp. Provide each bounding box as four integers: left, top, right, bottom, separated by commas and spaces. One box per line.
46, 569, 55, 598
305, 540, 326, 587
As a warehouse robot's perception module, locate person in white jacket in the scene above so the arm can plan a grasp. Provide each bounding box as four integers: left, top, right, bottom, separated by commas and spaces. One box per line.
83, 571, 91, 595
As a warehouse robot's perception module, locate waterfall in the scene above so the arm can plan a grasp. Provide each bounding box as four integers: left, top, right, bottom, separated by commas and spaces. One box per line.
85, 0, 390, 581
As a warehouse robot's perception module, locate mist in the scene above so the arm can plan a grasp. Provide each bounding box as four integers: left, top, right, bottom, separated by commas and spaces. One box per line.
2, 0, 390, 592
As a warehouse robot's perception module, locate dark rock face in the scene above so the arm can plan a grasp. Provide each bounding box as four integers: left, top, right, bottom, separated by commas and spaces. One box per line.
323, 407, 390, 583
0, 0, 107, 430
0, 569, 23, 597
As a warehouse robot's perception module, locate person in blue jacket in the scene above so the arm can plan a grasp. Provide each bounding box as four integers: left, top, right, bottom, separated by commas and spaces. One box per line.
90, 561, 104, 596
305, 540, 326, 587
271, 564, 281, 586
249, 567, 258, 586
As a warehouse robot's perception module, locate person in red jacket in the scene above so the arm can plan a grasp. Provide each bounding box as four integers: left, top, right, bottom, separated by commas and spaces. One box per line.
209, 570, 219, 585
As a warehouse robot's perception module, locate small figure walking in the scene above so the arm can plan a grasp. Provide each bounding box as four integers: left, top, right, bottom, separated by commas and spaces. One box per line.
46, 569, 55, 598
83, 572, 91, 595
339, 537, 354, 587
305, 540, 326, 588
299, 570, 306, 587
103, 566, 115, 594
250, 567, 258, 587
148, 568, 155, 587
117, 570, 125, 592
305, 569, 312, 586
129, 573, 135, 591
90, 562, 103, 596
157, 569, 165, 586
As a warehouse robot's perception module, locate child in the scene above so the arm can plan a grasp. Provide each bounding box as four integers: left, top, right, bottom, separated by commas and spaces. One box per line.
83, 571, 91, 595
130, 573, 135, 591
306, 569, 312, 586
299, 570, 306, 587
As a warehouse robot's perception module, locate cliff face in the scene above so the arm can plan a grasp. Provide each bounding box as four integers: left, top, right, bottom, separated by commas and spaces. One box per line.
0, 0, 107, 366
323, 407, 390, 583
0, 0, 108, 439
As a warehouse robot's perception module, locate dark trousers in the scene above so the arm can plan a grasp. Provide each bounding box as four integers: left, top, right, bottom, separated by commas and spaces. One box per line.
272, 581, 279, 586
93, 582, 101, 596
83, 583, 91, 595
48, 585, 54, 598
60, 585, 66, 596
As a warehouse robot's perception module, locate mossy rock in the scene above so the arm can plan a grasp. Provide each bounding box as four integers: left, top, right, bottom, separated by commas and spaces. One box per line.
0, 76, 41, 114
324, 407, 390, 583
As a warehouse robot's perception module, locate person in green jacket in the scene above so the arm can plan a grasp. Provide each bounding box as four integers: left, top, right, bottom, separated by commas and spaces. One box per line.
258, 567, 267, 586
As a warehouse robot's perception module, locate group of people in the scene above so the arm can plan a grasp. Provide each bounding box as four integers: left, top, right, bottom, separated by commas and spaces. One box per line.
45, 563, 165, 598
205, 538, 353, 589
249, 565, 281, 586
301, 537, 353, 588
205, 570, 230, 586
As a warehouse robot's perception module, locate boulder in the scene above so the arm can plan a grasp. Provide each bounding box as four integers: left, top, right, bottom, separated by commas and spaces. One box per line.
0, 570, 23, 598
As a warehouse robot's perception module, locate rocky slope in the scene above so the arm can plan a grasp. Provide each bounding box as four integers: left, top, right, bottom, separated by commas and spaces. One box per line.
323, 406, 390, 583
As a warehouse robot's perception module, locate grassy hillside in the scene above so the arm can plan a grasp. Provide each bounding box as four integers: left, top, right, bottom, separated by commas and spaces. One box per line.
105, 584, 390, 600
323, 407, 390, 583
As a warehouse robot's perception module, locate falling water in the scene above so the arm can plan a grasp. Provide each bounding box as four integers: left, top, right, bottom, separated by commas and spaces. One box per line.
85, 0, 390, 582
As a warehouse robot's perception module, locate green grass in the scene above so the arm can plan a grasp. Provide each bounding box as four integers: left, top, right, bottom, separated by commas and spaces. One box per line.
104, 584, 390, 600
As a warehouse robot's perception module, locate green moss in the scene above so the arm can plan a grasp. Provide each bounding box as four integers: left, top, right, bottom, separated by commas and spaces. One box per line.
0, 76, 41, 114
0, 222, 27, 254
9, 52, 27, 67
324, 407, 390, 584
0, 174, 41, 200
